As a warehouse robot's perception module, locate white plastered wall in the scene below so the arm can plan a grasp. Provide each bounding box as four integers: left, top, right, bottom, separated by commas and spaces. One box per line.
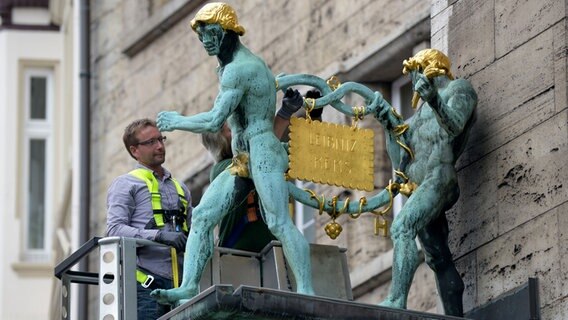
0, 29, 66, 320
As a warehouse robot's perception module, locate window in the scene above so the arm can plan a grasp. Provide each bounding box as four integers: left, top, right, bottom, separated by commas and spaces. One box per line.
293, 181, 316, 243
391, 75, 415, 120
391, 75, 414, 215
22, 67, 53, 262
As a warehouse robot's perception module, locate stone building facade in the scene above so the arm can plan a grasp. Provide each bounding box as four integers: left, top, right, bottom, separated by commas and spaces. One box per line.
88, 0, 567, 317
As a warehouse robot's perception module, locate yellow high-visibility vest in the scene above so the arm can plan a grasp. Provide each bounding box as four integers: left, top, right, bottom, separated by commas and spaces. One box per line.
129, 168, 189, 232
129, 168, 188, 288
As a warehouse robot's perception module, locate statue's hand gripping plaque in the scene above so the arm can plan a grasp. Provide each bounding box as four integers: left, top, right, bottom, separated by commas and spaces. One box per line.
288, 117, 374, 191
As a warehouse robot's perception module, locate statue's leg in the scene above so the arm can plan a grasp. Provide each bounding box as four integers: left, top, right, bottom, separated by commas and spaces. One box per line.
380, 205, 420, 309
418, 212, 464, 316
380, 176, 453, 309
254, 172, 315, 295
247, 132, 315, 295
151, 170, 238, 305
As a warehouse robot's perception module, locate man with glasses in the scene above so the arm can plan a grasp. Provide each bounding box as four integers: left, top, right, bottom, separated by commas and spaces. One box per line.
106, 118, 192, 319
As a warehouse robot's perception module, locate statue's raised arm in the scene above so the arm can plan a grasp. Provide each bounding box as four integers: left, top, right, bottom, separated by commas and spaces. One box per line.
156, 32, 246, 134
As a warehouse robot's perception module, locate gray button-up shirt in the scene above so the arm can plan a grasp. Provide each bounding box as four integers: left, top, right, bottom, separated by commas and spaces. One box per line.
106, 164, 192, 279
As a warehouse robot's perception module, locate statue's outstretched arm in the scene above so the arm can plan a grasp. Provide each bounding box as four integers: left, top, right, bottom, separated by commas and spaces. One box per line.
157, 85, 244, 134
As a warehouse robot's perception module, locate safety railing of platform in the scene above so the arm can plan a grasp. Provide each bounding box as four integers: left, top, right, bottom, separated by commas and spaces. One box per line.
54, 237, 165, 320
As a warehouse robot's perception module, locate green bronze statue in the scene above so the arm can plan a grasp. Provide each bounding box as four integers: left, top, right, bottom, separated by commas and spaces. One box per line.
150, 2, 315, 305
375, 49, 477, 316
148, 2, 476, 314
276, 49, 477, 316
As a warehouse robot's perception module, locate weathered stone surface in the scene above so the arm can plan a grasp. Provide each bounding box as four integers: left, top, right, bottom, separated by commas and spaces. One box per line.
121, 0, 150, 36
556, 200, 568, 304
91, 5, 125, 59
495, 0, 564, 58
553, 20, 568, 113
352, 253, 437, 310
448, 151, 499, 258
496, 111, 567, 233
431, 0, 450, 18
460, 27, 555, 167
447, 0, 495, 78
430, 5, 451, 54
455, 252, 477, 313
541, 295, 568, 320
356, 278, 391, 303
405, 262, 438, 312
475, 209, 561, 307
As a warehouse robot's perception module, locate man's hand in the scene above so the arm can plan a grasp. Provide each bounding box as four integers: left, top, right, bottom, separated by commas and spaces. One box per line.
277, 88, 303, 119
157, 111, 181, 132
155, 231, 187, 252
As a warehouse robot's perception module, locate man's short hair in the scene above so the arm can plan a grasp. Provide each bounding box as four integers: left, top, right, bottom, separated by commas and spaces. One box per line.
123, 118, 157, 159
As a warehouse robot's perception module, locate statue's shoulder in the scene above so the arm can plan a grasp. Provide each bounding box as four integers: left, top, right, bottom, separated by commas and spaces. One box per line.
447, 78, 474, 91
232, 51, 265, 68
220, 59, 262, 88
446, 78, 477, 100
226, 54, 268, 80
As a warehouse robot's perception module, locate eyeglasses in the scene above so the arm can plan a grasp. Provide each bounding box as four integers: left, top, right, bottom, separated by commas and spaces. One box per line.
136, 136, 167, 146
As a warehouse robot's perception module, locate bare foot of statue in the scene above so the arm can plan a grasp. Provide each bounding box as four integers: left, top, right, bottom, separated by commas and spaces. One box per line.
379, 297, 405, 309
150, 287, 198, 305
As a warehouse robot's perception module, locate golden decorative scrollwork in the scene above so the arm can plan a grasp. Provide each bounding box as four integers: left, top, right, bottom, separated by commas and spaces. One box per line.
326, 75, 341, 91
351, 106, 366, 129
391, 107, 403, 120
228, 152, 250, 177
304, 97, 316, 122
325, 221, 343, 240
374, 217, 389, 237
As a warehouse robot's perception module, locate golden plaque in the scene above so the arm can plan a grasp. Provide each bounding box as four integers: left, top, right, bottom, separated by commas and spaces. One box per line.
288, 117, 374, 191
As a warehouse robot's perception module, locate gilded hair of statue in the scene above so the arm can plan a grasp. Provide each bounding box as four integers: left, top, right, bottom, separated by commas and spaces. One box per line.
190, 2, 246, 36
402, 48, 454, 108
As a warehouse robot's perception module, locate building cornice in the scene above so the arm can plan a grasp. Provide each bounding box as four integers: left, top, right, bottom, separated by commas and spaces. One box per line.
122, 0, 207, 58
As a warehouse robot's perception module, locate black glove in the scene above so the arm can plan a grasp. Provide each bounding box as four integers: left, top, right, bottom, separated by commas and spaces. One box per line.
278, 88, 303, 119
155, 231, 187, 252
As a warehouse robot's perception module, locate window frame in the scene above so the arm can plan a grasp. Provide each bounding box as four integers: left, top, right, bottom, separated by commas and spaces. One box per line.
293, 180, 316, 243
391, 75, 413, 216
21, 67, 54, 262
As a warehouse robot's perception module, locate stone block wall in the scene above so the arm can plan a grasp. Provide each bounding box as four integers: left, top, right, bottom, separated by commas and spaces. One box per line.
432, 0, 567, 317
86, 0, 568, 316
